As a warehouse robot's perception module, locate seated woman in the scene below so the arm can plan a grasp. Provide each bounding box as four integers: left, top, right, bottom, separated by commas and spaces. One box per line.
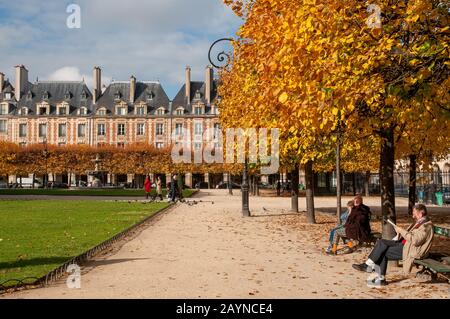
326, 200, 354, 255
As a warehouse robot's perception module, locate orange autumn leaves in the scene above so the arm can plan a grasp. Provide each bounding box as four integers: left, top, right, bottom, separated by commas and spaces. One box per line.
0, 142, 242, 177
219, 0, 449, 171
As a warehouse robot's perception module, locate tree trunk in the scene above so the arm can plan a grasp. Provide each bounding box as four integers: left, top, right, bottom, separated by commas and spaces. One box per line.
305, 161, 316, 224
291, 163, 299, 213
380, 128, 396, 239
336, 139, 342, 223
32, 173, 35, 189
68, 172, 72, 189
408, 154, 417, 216
352, 173, 356, 195
365, 171, 370, 197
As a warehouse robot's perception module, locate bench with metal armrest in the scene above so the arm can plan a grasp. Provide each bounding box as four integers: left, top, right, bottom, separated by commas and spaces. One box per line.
414, 226, 450, 282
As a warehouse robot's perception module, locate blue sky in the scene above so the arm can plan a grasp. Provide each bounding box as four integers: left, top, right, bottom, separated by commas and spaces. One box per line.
0, 0, 242, 98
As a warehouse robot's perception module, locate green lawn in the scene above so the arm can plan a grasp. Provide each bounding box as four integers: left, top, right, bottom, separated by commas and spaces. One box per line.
0, 200, 170, 287
0, 188, 196, 197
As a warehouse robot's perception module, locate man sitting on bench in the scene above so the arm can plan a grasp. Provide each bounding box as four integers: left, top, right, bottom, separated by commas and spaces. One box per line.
352, 204, 434, 286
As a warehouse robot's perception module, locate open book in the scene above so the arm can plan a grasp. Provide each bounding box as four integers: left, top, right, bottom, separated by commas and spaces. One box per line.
387, 219, 399, 240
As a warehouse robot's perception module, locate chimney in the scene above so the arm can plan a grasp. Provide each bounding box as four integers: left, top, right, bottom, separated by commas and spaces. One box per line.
0, 72, 4, 94
185, 66, 191, 105
14, 65, 28, 101
93, 66, 102, 104
130, 75, 136, 103
205, 65, 213, 105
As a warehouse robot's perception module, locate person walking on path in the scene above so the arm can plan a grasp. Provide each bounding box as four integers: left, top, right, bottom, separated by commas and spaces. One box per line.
144, 175, 152, 200
170, 175, 178, 202
155, 176, 163, 201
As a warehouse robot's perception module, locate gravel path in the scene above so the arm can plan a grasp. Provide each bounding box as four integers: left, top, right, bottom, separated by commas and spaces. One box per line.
3, 190, 449, 299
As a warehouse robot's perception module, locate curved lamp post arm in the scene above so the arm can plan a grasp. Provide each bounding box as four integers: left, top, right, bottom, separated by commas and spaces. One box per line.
208, 38, 234, 69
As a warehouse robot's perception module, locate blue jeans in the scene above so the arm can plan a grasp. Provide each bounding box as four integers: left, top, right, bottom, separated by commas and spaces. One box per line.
327, 225, 345, 250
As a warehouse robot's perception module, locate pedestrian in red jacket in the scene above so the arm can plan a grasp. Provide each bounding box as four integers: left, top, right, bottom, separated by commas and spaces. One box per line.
144, 175, 151, 199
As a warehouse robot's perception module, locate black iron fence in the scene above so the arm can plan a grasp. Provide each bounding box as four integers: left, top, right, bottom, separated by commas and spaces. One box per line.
278, 171, 450, 204
394, 171, 450, 204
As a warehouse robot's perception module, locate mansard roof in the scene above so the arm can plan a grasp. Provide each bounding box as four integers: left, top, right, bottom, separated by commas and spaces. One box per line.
16, 81, 93, 116
95, 81, 170, 115
0, 80, 15, 102
172, 80, 219, 114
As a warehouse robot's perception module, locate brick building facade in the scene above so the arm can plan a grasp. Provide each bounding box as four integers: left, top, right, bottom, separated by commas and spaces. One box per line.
0, 65, 226, 188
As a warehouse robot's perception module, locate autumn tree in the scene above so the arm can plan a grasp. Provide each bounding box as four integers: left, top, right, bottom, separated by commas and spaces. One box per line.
221, 0, 449, 233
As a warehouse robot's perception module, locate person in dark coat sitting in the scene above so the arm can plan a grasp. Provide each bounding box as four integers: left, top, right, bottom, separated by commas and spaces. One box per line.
344, 194, 372, 249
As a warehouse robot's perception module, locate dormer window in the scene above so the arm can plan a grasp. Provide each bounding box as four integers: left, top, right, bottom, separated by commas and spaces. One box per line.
4, 93, 12, 100
81, 90, 88, 100
39, 107, 47, 115
176, 108, 184, 116
64, 91, 72, 100
156, 108, 165, 116
20, 107, 28, 115
114, 91, 122, 101
147, 91, 154, 102
136, 106, 146, 115
97, 108, 107, 116
26, 91, 33, 101
37, 103, 49, 115
195, 90, 201, 100
116, 106, 127, 116
194, 106, 202, 115
79, 107, 87, 116
58, 107, 67, 115
0, 104, 8, 115
42, 91, 49, 100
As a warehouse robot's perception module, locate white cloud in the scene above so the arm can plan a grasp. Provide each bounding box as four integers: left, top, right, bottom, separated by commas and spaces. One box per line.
0, 0, 242, 98
46, 66, 111, 89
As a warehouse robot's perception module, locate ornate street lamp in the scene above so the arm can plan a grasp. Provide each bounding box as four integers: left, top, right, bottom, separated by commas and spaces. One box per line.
42, 137, 49, 188
209, 37, 250, 216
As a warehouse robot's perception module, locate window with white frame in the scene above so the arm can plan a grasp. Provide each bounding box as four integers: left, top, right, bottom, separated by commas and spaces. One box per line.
213, 123, 221, 139
176, 108, 184, 115
58, 106, 67, 115
79, 107, 87, 115
116, 106, 127, 115
20, 107, 28, 115
136, 106, 146, 115
4, 93, 12, 100
58, 123, 67, 137
97, 123, 106, 136
19, 124, 27, 137
78, 124, 86, 137
194, 106, 202, 115
175, 123, 183, 135
0, 120, 7, 133
97, 108, 106, 116
194, 123, 203, 135
194, 142, 202, 150
38, 123, 47, 137
0, 104, 8, 115
137, 123, 145, 136
38, 106, 48, 115
117, 123, 126, 136
156, 108, 164, 115
156, 123, 164, 135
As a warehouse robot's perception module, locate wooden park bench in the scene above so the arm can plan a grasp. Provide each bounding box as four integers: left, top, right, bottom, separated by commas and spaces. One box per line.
414, 226, 450, 282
